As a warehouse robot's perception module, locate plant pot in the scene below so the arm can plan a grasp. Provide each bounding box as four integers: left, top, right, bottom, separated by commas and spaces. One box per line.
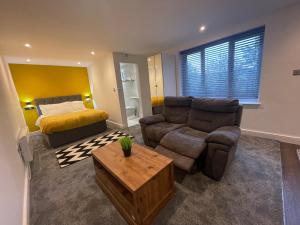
122, 148, 131, 157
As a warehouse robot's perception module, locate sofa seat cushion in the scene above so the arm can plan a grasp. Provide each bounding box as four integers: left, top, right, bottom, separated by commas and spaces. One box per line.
155, 145, 195, 172
160, 126, 207, 159
144, 122, 185, 142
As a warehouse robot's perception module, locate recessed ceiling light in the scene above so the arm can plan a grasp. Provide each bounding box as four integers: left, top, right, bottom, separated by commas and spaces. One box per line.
147, 58, 151, 62
26, 58, 31, 62
24, 43, 32, 48
90, 51, 95, 55
199, 25, 206, 32
77, 62, 81, 65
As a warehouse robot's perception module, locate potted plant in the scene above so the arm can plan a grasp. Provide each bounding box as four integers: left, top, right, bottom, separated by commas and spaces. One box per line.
119, 136, 133, 157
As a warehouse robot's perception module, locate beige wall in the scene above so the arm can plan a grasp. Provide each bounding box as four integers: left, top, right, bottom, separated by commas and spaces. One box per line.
88, 53, 123, 126
166, 3, 300, 143
161, 53, 177, 96
0, 57, 27, 225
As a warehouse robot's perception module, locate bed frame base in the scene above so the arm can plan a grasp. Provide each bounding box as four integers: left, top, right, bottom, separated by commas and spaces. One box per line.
45, 120, 107, 148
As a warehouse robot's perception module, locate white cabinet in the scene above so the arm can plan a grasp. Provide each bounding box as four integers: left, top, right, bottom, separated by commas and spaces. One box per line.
147, 53, 176, 98
148, 54, 163, 98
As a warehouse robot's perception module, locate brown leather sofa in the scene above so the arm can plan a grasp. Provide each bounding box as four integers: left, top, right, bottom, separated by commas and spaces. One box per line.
139, 96, 243, 180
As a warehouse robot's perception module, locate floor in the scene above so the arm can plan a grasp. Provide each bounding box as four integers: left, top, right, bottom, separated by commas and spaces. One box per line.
280, 142, 300, 225
127, 117, 140, 127
30, 125, 283, 225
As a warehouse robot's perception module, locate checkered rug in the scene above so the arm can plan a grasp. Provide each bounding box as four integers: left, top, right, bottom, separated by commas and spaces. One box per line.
55, 130, 133, 168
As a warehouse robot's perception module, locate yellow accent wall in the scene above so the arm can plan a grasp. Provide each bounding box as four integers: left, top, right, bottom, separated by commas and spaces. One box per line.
9, 64, 93, 131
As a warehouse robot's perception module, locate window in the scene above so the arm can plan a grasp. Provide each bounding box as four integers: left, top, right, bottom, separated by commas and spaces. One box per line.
181, 26, 265, 103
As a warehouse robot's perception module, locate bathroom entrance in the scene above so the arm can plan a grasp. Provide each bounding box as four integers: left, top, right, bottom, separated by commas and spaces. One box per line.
119, 62, 141, 127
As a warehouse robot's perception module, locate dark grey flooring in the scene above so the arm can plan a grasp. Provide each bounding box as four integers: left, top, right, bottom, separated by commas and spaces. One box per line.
30, 125, 283, 225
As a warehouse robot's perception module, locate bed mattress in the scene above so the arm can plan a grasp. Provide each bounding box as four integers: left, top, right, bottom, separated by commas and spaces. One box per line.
40, 109, 108, 134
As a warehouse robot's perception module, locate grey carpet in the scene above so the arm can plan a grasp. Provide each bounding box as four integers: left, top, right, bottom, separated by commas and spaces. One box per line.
29, 125, 283, 225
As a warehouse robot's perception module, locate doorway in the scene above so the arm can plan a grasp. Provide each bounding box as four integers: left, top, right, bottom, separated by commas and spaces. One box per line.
119, 62, 141, 127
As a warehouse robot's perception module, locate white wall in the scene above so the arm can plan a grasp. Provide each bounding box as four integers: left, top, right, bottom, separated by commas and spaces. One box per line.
88, 53, 124, 127
0, 57, 28, 225
166, 3, 300, 143
161, 53, 177, 96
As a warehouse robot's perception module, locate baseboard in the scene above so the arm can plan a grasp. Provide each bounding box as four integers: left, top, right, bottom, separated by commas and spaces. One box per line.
242, 128, 300, 145
22, 163, 30, 225
29, 130, 42, 136
106, 120, 125, 129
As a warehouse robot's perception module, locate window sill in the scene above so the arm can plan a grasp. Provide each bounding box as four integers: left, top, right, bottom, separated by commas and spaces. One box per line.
240, 101, 261, 109
240, 102, 261, 106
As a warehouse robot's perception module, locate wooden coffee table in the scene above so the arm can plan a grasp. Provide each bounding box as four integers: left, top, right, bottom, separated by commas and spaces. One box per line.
92, 142, 175, 225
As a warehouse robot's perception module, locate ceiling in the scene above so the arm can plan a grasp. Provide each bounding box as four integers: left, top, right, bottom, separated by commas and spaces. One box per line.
0, 0, 299, 62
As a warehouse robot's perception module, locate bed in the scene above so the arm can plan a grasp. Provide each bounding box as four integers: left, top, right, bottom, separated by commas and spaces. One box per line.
35, 94, 108, 148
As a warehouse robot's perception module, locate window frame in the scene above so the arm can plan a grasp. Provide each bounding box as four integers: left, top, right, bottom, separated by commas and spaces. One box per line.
180, 26, 265, 105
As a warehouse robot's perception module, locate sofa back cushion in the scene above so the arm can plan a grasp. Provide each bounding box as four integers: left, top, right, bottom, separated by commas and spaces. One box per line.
163, 96, 192, 124
187, 98, 241, 132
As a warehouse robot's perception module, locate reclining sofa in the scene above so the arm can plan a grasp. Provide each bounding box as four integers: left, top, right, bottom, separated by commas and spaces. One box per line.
139, 96, 243, 180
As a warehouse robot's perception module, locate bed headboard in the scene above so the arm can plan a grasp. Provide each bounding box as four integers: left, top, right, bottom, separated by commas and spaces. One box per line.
34, 94, 82, 116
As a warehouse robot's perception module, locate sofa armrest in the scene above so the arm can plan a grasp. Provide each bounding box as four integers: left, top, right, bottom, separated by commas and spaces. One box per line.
206, 126, 241, 147
139, 114, 165, 125
204, 143, 238, 180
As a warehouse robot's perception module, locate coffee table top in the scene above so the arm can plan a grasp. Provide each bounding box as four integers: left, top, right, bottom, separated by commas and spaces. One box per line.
92, 142, 173, 192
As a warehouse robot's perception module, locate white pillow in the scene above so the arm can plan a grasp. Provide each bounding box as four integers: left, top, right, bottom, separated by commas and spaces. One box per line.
39, 101, 86, 116
39, 104, 53, 115
70, 101, 86, 111
46, 107, 70, 116
39, 102, 73, 116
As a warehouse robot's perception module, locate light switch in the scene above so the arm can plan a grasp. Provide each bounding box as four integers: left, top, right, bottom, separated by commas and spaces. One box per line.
293, 69, 300, 75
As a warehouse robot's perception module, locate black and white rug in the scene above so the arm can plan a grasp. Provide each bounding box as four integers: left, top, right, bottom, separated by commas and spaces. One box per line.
55, 130, 133, 168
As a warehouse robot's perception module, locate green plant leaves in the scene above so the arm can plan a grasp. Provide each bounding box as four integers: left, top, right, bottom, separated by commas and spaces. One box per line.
119, 136, 132, 150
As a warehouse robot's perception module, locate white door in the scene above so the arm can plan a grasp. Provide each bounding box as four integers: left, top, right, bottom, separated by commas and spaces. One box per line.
154, 53, 164, 97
